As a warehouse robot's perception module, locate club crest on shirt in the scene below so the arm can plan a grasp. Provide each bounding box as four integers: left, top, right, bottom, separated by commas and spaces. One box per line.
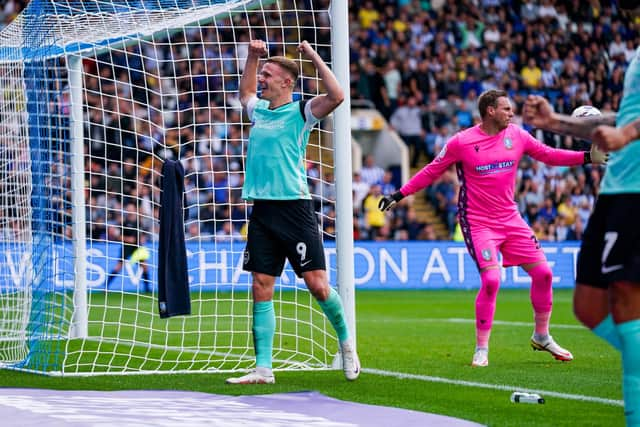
504, 137, 513, 149
481, 249, 492, 261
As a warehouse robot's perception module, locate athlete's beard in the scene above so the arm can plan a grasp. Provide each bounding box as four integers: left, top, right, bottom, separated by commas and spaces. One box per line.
494, 117, 510, 131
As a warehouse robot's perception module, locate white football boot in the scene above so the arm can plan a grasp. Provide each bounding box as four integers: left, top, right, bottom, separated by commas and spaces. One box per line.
530, 335, 573, 361
341, 339, 361, 381
471, 348, 489, 367
225, 367, 275, 384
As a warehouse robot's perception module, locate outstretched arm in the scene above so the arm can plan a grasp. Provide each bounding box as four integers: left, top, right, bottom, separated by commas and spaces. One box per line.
239, 40, 267, 109
523, 95, 616, 140
298, 41, 344, 118
379, 138, 460, 211
592, 117, 640, 152
521, 127, 607, 166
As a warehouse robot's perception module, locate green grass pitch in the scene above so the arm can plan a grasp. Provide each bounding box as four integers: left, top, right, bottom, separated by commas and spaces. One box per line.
0, 289, 623, 426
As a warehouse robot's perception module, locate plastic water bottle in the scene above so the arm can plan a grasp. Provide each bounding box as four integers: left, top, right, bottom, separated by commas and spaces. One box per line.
510, 392, 545, 404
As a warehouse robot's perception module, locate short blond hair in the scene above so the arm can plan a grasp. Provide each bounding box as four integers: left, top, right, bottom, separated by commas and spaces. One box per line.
266, 56, 299, 81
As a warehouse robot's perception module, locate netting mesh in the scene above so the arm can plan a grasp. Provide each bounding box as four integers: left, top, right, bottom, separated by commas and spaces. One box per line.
0, 0, 341, 375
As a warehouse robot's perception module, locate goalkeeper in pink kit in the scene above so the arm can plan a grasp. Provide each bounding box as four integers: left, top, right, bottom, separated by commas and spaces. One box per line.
379, 89, 607, 366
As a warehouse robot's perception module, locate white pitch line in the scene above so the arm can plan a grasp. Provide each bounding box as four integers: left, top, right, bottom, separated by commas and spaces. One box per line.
447, 318, 585, 330
375, 318, 586, 330
364, 368, 623, 407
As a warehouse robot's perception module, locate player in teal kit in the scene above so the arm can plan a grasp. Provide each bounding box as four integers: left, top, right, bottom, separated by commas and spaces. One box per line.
225, 39, 360, 384
525, 3, 640, 420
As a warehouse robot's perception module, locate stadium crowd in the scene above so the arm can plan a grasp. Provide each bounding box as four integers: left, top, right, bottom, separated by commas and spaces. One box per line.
349, 0, 635, 242
0, 0, 636, 243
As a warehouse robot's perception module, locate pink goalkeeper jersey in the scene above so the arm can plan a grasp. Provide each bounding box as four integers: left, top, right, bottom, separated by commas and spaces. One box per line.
400, 124, 584, 226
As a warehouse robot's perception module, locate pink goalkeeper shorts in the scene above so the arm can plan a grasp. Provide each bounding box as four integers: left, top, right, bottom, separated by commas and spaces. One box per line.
461, 215, 546, 270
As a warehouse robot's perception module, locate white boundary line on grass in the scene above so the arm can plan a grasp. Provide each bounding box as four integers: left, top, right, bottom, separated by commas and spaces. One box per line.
439, 318, 584, 329
364, 368, 623, 407
384, 318, 585, 329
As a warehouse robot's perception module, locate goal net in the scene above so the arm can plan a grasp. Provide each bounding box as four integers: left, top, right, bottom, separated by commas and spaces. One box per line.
0, 0, 354, 376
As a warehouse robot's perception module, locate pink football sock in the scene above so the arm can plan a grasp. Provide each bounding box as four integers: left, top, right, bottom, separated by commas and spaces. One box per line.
475, 268, 501, 348
529, 263, 553, 336
476, 329, 492, 349
534, 311, 551, 336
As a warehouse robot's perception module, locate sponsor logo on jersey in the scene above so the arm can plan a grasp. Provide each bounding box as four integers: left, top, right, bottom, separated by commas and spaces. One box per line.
254, 119, 286, 130
475, 160, 515, 174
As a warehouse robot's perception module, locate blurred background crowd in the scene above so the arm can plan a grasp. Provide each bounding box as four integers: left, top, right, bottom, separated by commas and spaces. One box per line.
1, 0, 637, 243
348, 0, 636, 243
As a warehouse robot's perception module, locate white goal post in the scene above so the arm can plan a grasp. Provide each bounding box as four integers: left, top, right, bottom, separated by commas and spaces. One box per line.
0, 0, 354, 376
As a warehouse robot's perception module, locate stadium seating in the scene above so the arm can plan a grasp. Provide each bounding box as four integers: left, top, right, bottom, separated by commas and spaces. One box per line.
2, 0, 633, 242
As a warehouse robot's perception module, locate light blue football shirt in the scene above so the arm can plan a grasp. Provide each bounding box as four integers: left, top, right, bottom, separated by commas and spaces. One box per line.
242, 96, 319, 200
601, 46, 640, 194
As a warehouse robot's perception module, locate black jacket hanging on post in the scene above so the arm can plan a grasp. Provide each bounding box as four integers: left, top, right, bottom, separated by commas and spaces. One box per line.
157, 159, 191, 318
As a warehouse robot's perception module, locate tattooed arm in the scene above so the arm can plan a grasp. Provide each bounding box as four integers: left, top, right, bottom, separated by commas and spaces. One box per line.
591, 117, 640, 152
522, 95, 616, 140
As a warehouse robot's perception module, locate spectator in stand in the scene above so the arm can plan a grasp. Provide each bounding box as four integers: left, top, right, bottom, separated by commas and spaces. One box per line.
406, 60, 434, 103
360, 154, 385, 186
352, 172, 371, 215
545, 222, 558, 242
483, 22, 501, 45
609, 33, 627, 63
523, 179, 544, 212
419, 223, 438, 241
565, 214, 584, 241
540, 61, 559, 91
383, 59, 402, 113
363, 184, 386, 240
363, 59, 391, 119
390, 95, 426, 167
0, 1, 27, 29
380, 169, 397, 196
538, 196, 558, 225
624, 39, 637, 64
557, 194, 577, 226
493, 46, 513, 80
403, 207, 426, 241
214, 221, 243, 242
357, 0, 379, 30
322, 207, 337, 240
6, 0, 636, 247
105, 203, 152, 292
555, 216, 570, 242
575, 196, 592, 230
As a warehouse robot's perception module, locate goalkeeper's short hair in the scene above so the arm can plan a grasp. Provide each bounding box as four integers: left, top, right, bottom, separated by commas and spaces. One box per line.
266, 56, 299, 82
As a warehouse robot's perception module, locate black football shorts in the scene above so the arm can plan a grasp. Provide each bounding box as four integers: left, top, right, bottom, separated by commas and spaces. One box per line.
243, 199, 326, 278
576, 194, 640, 288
